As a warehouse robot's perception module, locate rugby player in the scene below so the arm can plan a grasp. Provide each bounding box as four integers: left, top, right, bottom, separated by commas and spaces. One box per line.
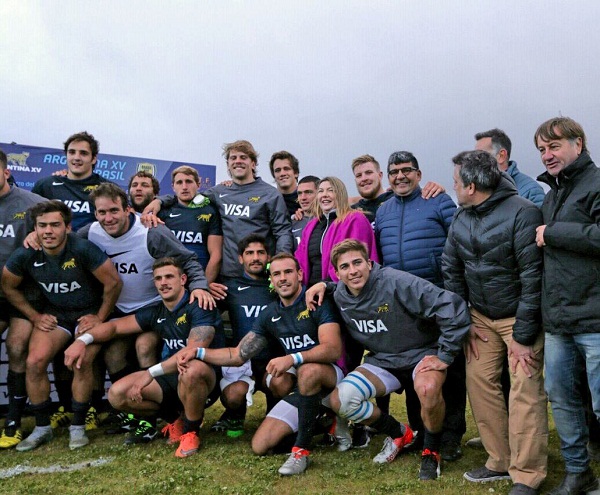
178, 253, 344, 475
2, 200, 122, 451
64, 257, 220, 458
157, 165, 222, 283
306, 239, 470, 480
0, 149, 45, 448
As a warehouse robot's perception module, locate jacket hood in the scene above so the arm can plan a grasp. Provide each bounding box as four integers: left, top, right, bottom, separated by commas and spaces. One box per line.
463, 173, 517, 215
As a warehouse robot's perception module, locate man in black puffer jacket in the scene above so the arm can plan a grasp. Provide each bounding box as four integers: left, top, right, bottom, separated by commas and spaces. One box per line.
442, 150, 547, 495
534, 117, 600, 495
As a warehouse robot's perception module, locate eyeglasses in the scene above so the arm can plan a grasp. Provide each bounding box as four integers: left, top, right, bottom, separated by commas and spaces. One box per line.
388, 167, 418, 177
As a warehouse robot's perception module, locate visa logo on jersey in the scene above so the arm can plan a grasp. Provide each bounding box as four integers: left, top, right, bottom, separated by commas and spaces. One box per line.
223, 204, 250, 217
62, 200, 91, 213
351, 319, 389, 333
39, 281, 82, 293
279, 334, 316, 351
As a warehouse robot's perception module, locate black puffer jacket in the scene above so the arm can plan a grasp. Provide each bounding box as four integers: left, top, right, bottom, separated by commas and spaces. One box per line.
537, 151, 600, 335
441, 177, 543, 345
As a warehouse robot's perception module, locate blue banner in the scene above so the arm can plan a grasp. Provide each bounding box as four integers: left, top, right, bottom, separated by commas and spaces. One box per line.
0, 142, 216, 408
1, 142, 216, 194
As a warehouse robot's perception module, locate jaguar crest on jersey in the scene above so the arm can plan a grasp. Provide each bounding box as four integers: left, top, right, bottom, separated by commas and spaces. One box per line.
297, 309, 310, 321
62, 258, 77, 270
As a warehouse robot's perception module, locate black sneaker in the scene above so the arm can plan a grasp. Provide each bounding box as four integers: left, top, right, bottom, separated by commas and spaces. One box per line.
464, 466, 511, 483
419, 449, 441, 480
124, 420, 158, 445
105, 413, 139, 435
440, 439, 463, 462
352, 424, 373, 449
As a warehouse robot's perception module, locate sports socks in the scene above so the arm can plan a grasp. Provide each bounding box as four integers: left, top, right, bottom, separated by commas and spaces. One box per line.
6, 370, 27, 426
369, 412, 405, 439
294, 392, 320, 450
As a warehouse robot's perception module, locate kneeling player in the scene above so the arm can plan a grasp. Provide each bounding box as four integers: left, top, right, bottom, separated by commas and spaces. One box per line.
307, 240, 470, 480
65, 257, 220, 457
179, 253, 344, 475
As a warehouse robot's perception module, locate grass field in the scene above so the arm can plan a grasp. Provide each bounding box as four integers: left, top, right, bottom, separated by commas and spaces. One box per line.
0, 395, 581, 495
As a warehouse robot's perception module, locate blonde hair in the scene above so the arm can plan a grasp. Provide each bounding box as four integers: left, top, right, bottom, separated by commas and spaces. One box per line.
312, 176, 352, 222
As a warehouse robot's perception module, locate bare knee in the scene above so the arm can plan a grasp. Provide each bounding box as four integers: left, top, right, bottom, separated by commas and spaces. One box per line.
135, 332, 159, 368
222, 382, 248, 409
297, 363, 325, 394
103, 340, 130, 374
26, 351, 51, 376
6, 332, 30, 366
108, 381, 128, 410
415, 377, 443, 407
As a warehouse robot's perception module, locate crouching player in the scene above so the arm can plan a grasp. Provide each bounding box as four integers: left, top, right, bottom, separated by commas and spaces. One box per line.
178, 253, 344, 475
1, 200, 122, 451
306, 240, 470, 480
64, 257, 220, 458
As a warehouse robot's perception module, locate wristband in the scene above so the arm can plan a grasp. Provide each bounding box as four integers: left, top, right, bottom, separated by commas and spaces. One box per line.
291, 352, 304, 366
148, 363, 165, 378
196, 347, 206, 360
77, 333, 94, 346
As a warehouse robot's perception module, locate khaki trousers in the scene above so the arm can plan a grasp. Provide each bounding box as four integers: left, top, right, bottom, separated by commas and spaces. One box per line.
467, 308, 548, 489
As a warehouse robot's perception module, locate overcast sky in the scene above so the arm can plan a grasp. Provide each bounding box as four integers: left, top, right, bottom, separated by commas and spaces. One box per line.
2, 1, 599, 194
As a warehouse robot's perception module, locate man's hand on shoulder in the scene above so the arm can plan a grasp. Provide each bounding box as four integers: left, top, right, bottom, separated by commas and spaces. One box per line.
421, 181, 445, 199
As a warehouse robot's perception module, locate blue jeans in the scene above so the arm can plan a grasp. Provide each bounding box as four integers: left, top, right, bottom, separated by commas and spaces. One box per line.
545, 332, 600, 473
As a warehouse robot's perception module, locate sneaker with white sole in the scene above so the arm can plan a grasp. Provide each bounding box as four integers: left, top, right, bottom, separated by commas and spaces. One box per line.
373, 424, 415, 464
333, 416, 352, 452
16, 426, 53, 452
278, 447, 310, 475
69, 425, 90, 450
419, 449, 441, 480
124, 420, 158, 445
463, 466, 511, 483
105, 413, 139, 435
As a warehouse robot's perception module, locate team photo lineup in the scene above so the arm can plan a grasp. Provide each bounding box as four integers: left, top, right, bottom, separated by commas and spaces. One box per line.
0, 117, 599, 495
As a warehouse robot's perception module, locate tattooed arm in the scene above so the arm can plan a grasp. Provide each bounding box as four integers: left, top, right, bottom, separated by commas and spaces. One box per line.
187, 325, 215, 348
178, 331, 268, 368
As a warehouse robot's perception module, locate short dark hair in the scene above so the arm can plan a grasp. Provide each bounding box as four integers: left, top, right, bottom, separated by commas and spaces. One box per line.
269, 253, 300, 272
89, 183, 129, 210
298, 175, 320, 187
269, 151, 300, 178
0, 148, 6, 169
64, 131, 99, 157
475, 128, 512, 159
128, 171, 160, 195
331, 239, 369, 270
30, 200, 72, 226
387, 151, 419, 173
152, 257, 183, 275
238, 234, 268, 256
452, 150, 501, 193
534, 117, 587, 152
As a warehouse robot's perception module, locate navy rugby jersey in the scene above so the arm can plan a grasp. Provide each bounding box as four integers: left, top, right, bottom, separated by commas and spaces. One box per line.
32, 174, 112, 231
5, 234, 107, 312
135, 291, 222, 361
221, 275, 278, 361
158, 202, 221, 270
252, 288, 338, 355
